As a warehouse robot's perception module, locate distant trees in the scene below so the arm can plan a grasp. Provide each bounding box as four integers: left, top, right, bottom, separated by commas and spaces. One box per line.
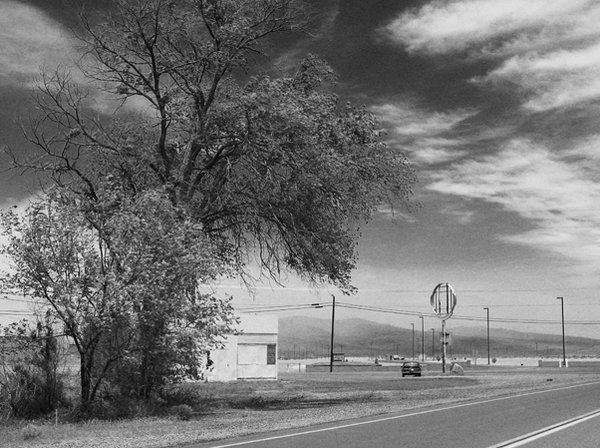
2, 0, 415, 410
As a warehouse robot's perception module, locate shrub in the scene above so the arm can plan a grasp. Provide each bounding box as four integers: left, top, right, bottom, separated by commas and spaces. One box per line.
2, 365, 67, 419
159, 384, 212, 410
21, 423, 42, 440
169, 404, 193, 421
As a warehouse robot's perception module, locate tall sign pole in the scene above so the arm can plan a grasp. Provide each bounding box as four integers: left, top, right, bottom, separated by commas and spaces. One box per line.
430, 283, 457, 373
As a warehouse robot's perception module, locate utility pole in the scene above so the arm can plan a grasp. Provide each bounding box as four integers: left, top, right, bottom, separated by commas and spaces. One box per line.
329, 295, 336, 373
411, 323, 415, 359
484, 307, 490, 365
557, 296, 566, 368
420, 316, 425, 361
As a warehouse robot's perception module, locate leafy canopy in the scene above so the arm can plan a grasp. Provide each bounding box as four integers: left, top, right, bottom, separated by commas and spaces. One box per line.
17, 0, 415, 291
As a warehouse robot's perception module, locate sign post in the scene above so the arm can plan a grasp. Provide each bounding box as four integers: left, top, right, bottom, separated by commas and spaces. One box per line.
430, 283, 457, 373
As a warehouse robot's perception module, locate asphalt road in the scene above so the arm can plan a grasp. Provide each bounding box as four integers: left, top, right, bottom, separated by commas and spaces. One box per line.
192, 380, 600, 448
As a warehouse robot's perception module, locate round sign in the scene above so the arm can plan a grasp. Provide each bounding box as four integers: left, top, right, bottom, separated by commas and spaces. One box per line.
430, 283, 457, 320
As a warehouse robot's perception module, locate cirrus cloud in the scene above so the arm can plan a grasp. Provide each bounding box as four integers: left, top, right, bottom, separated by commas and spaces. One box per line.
371, 102, 474, 166
382, 0, 600, 112
427, 139, 600, 271
382, 0, 600, 57
0, 1, 76, 85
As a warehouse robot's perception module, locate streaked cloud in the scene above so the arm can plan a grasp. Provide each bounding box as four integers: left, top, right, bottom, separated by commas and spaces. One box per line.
382, 0, 600, 112
428, 139, 600, 270
372, 103, 474, 136
0, 1, 76, 84
482, 42, 600, 111
371, 102, 474, 166
382, 0, 599, 57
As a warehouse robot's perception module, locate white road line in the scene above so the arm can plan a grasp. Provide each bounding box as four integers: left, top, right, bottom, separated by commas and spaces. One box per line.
205, 380, 600, 448
487, 408, 600, 448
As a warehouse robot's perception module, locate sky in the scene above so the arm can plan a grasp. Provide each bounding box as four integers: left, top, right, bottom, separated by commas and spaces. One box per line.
2, 0, 600, 341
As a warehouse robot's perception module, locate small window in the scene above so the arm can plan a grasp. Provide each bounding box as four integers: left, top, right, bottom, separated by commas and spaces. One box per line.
267, 344, 276, 365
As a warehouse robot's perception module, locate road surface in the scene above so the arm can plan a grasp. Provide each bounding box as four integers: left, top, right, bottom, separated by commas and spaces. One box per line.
190, 380, 600, 448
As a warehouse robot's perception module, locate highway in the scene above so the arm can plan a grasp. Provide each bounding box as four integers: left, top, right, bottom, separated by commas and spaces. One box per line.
192, 381, 600, 448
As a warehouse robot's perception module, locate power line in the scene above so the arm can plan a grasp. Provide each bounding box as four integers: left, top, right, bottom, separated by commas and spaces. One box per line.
238, 301, 600, 326
0, 296, 34, 304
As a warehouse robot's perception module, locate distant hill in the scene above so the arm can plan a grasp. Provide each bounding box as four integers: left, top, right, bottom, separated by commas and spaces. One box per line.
278, 316, 600, 359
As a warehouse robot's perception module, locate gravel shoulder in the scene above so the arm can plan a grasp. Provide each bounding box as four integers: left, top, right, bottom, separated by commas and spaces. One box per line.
4, 367, 600, 448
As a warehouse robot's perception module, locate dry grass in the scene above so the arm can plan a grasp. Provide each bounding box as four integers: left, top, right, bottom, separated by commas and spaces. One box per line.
3, 367, 600, 448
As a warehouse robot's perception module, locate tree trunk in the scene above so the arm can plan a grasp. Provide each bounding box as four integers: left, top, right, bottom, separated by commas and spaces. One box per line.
80, 354, 93, 410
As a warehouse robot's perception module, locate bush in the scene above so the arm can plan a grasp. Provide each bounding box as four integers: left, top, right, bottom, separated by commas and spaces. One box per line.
21, 423, 42, 440
2, 365, 68, 419
169, 404, 193, 421
159, 384, 212, 410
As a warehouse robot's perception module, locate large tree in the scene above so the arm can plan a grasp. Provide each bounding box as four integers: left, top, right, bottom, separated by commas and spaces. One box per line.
4, 0, 414, 404
18, 0, 415, 291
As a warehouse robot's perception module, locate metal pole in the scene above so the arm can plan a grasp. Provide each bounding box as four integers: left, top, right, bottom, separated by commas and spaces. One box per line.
431, 328, 435, 360
484, 307, 490, 365
420, 316, 425, 361
441, 319, 446, 373
329, 295, 336, 373
557, 297, 566, 367
411, 323, 415, 359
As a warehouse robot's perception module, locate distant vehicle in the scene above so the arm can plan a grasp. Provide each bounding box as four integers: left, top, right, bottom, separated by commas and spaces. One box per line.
392, 355, 404, 360
401, 361, 422, 377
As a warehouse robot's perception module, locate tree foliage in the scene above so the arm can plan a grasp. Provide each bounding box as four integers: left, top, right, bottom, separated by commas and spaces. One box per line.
0, 189, 236, 404
3, 0, 415, 409
18, 0, 415, 291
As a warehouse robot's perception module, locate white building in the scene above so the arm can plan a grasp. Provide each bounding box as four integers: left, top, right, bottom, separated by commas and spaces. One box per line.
206, 313, 278, 382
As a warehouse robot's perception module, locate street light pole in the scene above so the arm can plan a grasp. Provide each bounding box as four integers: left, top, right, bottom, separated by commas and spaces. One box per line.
483, 307, 490, 365
557, 296, 566, 368
411, 323, 415, 359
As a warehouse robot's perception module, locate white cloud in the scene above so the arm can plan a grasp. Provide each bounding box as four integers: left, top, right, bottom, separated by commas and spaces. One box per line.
0, 1, 76, 84
383, 1, 600, 111
427, 139, 600, 270
373, 103, 474, 136
371, 102, 475, 166
440, 205, 476, 225
482, 42, 600, 111
383, 0, 599, 56
410, 147, 468, 166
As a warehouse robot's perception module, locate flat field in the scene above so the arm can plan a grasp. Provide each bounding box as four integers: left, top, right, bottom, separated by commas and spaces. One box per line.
4, 366, 600, 448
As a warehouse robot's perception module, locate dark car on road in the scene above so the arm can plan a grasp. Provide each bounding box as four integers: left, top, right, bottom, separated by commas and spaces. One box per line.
401, 361, 422, 377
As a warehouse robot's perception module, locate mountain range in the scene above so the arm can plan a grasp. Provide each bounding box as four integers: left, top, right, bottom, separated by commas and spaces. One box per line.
277, 316, 600, 360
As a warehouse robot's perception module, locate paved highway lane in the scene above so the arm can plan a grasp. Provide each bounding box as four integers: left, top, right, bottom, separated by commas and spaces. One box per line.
493, 410, 600, 447
191, 381, 600, 448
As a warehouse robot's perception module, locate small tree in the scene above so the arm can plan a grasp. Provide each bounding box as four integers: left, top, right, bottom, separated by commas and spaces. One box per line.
1, 189, 236, 407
